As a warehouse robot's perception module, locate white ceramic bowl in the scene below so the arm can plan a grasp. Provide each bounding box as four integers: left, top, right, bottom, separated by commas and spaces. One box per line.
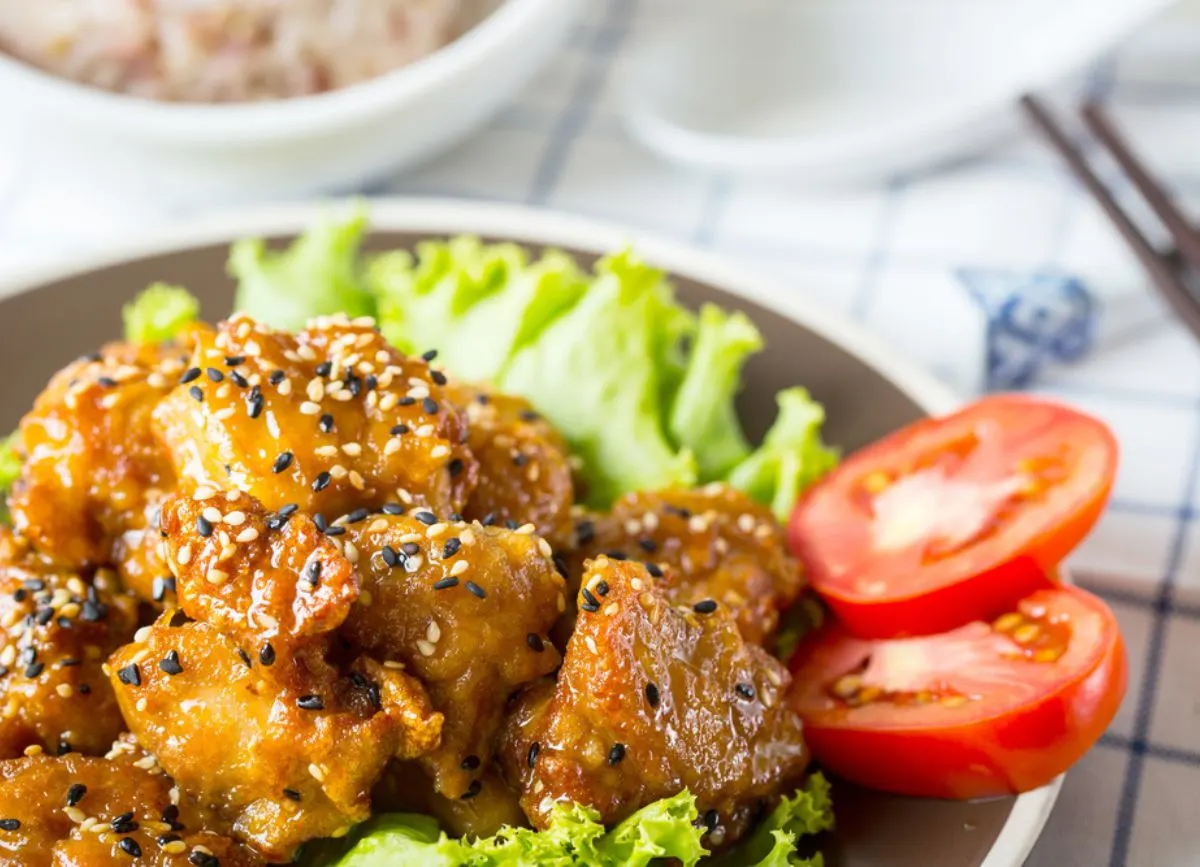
0, 1, 582, 205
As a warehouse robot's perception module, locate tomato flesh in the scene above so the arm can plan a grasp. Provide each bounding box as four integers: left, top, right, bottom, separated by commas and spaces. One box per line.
787, 585, 1127, 799
788, 394, 1118, 638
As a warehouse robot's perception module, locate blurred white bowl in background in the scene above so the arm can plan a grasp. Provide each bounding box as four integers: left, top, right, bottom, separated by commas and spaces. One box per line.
0, 0, 583, 205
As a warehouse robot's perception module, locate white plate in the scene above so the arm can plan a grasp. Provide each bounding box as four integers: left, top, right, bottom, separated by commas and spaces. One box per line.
619, 0, 1176, 184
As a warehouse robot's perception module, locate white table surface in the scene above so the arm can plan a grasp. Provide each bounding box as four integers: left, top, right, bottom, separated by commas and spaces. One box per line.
3, 2, 1200, 865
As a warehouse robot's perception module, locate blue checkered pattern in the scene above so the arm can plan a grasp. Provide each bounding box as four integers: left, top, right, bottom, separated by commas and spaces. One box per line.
4, 1, 1200, 863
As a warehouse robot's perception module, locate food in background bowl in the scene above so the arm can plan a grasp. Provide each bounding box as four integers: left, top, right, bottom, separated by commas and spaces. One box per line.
0, 0, 495, 102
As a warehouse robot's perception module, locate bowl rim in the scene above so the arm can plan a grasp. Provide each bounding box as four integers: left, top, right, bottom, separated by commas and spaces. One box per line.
0, 197, 1062, 866
0, 0, 575, 144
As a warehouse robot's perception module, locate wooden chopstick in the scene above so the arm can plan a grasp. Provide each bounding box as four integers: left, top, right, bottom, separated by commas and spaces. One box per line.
1081, 102, 1200, 277
1020, 94, 1200, 340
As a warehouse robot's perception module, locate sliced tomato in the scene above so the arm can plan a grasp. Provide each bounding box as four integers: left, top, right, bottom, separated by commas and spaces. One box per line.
787, 585, 1126, 799
788, 394, 1117, 638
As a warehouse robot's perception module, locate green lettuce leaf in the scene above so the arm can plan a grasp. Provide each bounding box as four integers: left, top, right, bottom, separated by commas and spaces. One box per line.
597, 790, 706, 867
122, 283, 200, 343
369, 238, 588, 382
0, 431, 20, 523
670, 304, 763, 480
727, 388, 839, 521
709, 774, 835, 867
498, 251, 698, 506
230, 209, 374, 331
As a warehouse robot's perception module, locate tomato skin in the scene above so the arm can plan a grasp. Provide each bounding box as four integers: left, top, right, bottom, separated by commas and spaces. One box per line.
787, 588, 1127, 799
788, 395, 1118, 639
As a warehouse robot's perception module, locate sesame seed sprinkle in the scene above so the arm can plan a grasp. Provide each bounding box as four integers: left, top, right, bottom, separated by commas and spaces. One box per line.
465, 581, 487, 599
432, 577, 459, 590
607, 743, 626, 765
735, 683, 756, 700
180, 368, 201, 384
693, 599, 718, 614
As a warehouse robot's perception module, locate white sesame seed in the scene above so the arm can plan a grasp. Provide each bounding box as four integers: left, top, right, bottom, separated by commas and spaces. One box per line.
201, 506, 223, 523
306, 379, 326, 402
64, 807, 87, 824
624, 519, 642, 536
177, 545, 192, 565
342, 442, 362, 457
224, 511, 247, 526
99, 393, 119, 410
333, 390, 354, 402
537, 538, 553, 558
278, 379, 293, 396
300, 401, 321, 416
367, 518, 389, 533
449, 560, 469, 577
344, 541, 360, 564
215, 383, 231, 400
329, 464, 348, 480
631, 578, 644, 591
430, 444, 450, 459
425, 523, 447, 539
379, 392, 399, 411
135, 698, 148, 713
349, 470, 365, 490
516, 523, 536, 535
426, 620, 441, 642
737, 513, 756, 534
206, 568, 228, 585
236, 528, 259, 543
416, 639, 436, 657
383, 438, 401, 456
134, 626, 153, 643
297, 344, 318, 361
399, 533, 423, 544
585, 636, 599, 654
604, 603, 618, 616
308, 763, 326, 782
415, 424, 434, 437
460, 528, 476, 545
56, 683, 74, 698
315, 445, 338, 457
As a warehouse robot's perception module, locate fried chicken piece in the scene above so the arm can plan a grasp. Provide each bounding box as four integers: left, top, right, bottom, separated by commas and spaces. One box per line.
158, 489, 358, 660
500, 557, 809, 847
109, 617, 441, 861
9, 339, 185, 567
0, 752, 263, 867
343, 513, 566, 799
374, 762, 526, 838
111, 494, 176, 607
0, 532, 138, 758
153, 312, 477, 521
445, 381, 575, 548
570, 485, 804, 645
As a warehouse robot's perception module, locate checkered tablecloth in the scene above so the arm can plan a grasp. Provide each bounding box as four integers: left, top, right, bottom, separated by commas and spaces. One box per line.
3, 2, 1200, 865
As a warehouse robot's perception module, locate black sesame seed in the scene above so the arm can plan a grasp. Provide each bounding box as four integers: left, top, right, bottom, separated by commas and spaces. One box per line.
206, 367, 224, 383
113, 811, 135, 825
112, 815, 138, 834
645, 683, 660, 708
512, 453, 529, 468
664, 505, 692, 518
413, 510, 437, 525
159, 651, 183, 676
265, 514, 287, 531
527, 742, 540, 768
269, 369, 286, 385
97, 376, 118, 388
645, 563, 664, 579
390, 423, 410, 436
735, 683, 756, 700
365, 374, 378, 391
117, 663, 141, 686
236, 648, 252, 668
422, 349, 438, 362
465, 581, 487, 599
401, 542, 421, 557
607, 743, 626, 765
56, 741, 72, 756
12, 588, 26, 603
315, 361, 333, 377
0, 818, 22, 831
553, 556, 568, 579
117, 837, 141, 858
481, 513, 498, 526
305, 560, 322, 586
297, 695, 324, 711
24, 662, 44, 679
318, 414, 335, 433
595, 580, 610, 597
604, 550, 628, 561
196, 515, 213, 537
272, 452, 293, 474
433, 577, 459, 591
225, 356, 245, 367
151, 576, 175, 603
34, 607, 54, 626
157, 834, 181, 847
0, 666, 8, 677
346, 373, 363, 398
398, 396, 417, 407
345, 508, 370, 524
78, 684, 91, 695
323, 525, 345, 537
180, 367, 201, 384
188, 385, 204, 403
259, 643, 276, 666
381, 546, 400, 568
526, 633, 544, 652
279, 503, 299, 517
56, 616, 72, 630
312, 472, 332, 492
167, 609, 188, 628
422, 397, 439, 415
520, 409, 541, 422
581, 587, 600, 609
447, 458, 464, 478
430, 370, 448, 386
505, 519, 520, 530
381, 502, 404, 515
460, 755, 481, 771
638, 538, 658, 553
461, 779, 482, 800
189, 852, 219, 867
580, 599, 600, 613
230, 370, 249, 388
703, 809, 720, 832
59, 658, 81, 668
160, 805, 179, 825
18, 647, 36, 666
23, 579, 44, 591
66, 783, 87, 807
247, 386, 264, 419
283, 788, 302, 802
442, 538, 462, 559
693, 599, 718, 614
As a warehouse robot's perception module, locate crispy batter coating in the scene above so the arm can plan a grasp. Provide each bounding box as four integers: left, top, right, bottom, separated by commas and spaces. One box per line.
500, 557, 809, 847
374, 762, 526, 838
111, 494, 176, 607
109, 617, 441, 861
0, 532, 138, 758
9, 340, 185, 567
152, 313, 477, 520
570, 485, 804, 645
159, 489, 358, 659
343, 513, 565, 799
0, 753, 263, 867
445, 381, 575, 548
